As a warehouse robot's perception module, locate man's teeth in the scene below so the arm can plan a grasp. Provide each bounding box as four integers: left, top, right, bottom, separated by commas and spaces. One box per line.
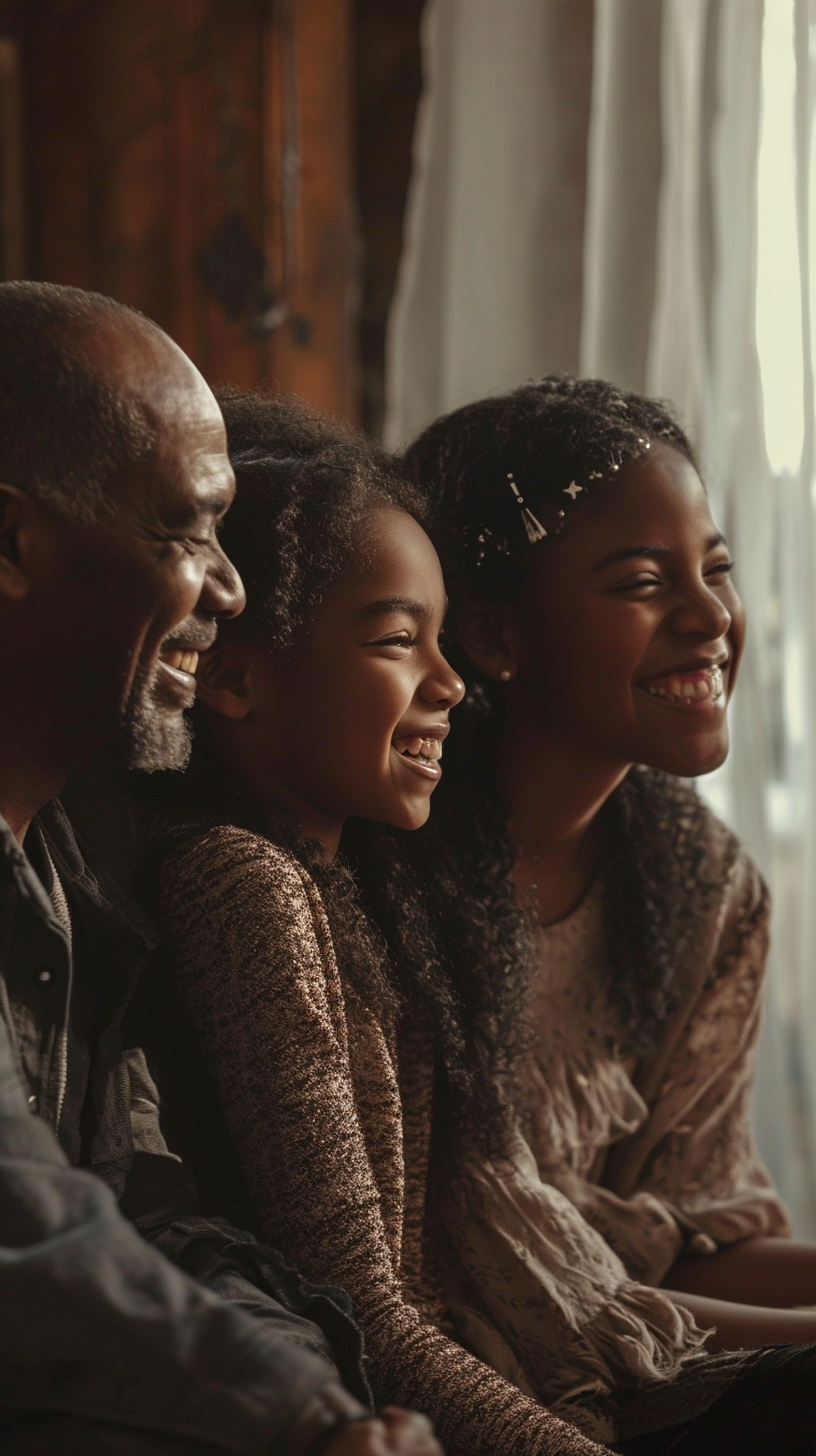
645, 666, 724, 705
397, 736, 443, 762
162, 649, 200, 675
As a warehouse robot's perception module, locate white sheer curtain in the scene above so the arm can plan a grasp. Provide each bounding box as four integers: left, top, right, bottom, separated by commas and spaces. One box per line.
386, 0, 816, 1233
384, 0, 593, 446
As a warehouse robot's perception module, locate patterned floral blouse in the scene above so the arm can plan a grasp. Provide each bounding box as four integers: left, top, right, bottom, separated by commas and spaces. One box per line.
434, 784, 790, 1443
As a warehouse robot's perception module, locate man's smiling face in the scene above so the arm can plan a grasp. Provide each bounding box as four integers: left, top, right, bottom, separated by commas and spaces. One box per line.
3, 319, 245, 775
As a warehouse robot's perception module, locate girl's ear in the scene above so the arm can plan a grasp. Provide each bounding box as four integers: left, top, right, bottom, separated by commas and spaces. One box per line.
455, 597, 521, 683
195, 640, 256, 720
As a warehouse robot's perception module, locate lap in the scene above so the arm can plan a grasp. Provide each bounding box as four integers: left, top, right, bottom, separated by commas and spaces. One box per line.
615, 1343, 816, 1456
0, 1413, 225, 1455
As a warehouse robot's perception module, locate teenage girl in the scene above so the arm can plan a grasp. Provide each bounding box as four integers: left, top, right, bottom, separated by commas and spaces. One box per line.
352, 374, 816, 1453
138, 390, 614, 1456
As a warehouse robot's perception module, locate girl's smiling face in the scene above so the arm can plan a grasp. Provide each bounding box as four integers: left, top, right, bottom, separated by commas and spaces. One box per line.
460, 441, 745, 779
197, 506, 464, 849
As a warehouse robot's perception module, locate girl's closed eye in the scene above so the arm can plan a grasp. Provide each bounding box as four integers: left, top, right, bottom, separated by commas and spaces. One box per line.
705, 558, 736, 581
368, 630, 415, 654
610, 572, 664, 595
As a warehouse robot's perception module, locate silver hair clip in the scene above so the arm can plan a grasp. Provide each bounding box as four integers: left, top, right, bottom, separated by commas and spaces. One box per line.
507, 472, 547, 543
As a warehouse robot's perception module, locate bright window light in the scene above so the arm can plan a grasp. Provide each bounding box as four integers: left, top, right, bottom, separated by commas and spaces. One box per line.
756, 0, 804, 475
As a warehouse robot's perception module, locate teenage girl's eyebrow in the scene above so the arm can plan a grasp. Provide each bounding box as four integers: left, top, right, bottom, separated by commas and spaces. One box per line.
593, 532, 726, 572
359, 596, 430, 621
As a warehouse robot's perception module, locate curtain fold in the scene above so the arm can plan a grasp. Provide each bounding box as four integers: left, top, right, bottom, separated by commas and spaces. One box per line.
580, 0, 663, 391
384, 0, 593, 446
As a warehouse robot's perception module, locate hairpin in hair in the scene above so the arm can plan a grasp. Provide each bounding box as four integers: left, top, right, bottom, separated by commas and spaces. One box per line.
507, 472, 547, 543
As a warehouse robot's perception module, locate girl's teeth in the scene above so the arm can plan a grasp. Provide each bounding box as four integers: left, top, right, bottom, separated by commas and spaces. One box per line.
395, 735, 443, 761
645, 667, 724, 704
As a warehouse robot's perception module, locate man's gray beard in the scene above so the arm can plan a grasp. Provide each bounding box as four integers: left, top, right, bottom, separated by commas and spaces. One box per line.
122, 662, 193, 772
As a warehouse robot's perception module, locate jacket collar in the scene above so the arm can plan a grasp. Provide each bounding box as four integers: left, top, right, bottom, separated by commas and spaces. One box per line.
37, 797, 157, 951
1, 799, 157, 1021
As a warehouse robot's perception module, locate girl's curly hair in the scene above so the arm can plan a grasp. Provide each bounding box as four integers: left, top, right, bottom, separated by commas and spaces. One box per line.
407, 374, 695, 603
135, 387, 519, 1154
381, 376, 709, 1060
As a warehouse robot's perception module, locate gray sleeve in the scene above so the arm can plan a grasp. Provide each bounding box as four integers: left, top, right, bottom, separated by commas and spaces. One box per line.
0, 1016, 361, 1455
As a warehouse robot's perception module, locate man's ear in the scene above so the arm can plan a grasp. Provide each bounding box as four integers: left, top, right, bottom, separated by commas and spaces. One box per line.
0, 483, 35, 603
455, 597, 522, 683
195, 640, 256, 721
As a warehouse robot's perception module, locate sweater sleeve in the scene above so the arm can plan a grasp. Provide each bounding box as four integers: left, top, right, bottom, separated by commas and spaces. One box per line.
603, 850, 790, 1282
161, 828, 609, 1456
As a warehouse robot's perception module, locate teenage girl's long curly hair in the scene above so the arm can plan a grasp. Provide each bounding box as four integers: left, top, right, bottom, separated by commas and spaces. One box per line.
351, 376, 720, 1064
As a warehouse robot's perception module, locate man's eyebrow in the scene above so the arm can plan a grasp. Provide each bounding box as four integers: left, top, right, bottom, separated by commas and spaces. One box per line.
169, 490, 233, 527
359, 596, 430, 620
593, 533, 726, 572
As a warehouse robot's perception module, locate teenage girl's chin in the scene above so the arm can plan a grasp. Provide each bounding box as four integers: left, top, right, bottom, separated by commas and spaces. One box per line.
380, 801, 429, 832
632, 683, 730, 776
381, 778, 439, 830
638, 724, 730, 779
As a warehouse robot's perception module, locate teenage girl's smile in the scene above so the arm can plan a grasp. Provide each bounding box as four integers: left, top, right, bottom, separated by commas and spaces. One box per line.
637, 656, 728, 712
196, 505, 464, 854
519, 440, 744, 777
392, 723, 450, 779
459, 439, 744, 782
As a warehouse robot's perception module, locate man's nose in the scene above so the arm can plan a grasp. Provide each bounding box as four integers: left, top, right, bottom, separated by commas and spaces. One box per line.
201, 542, 246, 620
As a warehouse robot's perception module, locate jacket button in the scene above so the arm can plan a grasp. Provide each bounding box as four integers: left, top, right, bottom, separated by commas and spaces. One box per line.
37, 970, 51, 984
27, 1094, 39, 1113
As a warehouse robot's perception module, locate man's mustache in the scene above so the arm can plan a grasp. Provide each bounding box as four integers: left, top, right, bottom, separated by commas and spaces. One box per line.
160, 623, 219, 655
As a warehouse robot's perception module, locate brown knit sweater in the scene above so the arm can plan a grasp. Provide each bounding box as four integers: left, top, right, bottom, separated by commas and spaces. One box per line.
161, 826, 608, 1456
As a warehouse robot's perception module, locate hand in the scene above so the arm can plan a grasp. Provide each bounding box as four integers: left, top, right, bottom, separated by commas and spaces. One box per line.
324, 1407, 444, 1455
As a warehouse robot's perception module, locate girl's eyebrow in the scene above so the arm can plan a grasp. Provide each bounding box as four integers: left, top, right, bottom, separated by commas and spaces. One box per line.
359, 596, 430, 620
593, 532, 726, 572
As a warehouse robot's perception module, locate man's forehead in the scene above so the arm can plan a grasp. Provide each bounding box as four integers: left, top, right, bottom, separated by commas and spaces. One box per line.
70, 319, 231, 519
80, 314, 220, 426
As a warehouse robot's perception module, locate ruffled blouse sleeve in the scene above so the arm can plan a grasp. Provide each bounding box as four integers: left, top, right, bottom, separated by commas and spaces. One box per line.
604, 849, 790, 1263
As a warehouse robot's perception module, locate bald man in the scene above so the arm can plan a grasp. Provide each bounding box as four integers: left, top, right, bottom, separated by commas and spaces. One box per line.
0, 283, 441, 1456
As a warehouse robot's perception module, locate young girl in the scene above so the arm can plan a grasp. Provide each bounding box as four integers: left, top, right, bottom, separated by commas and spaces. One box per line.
355, 373, 816, 1451
138, 390, 615, 1456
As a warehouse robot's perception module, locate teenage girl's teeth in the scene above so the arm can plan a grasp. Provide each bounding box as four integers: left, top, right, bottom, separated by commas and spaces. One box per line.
644, 666, 724, 705
394, 736, 443, 762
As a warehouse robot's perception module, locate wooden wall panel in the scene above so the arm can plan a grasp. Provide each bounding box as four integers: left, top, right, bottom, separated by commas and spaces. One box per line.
23, 0, 359, 418
354, 0, 423, 437
264, 0, 359, 417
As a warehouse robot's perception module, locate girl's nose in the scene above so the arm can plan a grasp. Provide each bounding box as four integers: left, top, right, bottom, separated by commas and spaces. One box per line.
673, 583, 732, 641
421, 659, 465, 708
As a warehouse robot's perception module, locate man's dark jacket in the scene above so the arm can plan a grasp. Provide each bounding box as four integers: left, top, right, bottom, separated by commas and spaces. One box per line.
0, 797, 369, 1453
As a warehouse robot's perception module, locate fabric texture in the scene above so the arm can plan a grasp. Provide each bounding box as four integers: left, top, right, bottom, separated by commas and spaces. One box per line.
614, 1342, 816, 1455
522, 844, 788, 1287
383, 0, 593, 447
0, 804, 364, 1453
431, 778, 787, 1433
160, 826, 711, 1454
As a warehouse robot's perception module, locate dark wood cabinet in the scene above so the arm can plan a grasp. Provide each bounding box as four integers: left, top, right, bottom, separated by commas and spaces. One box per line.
17, 0, 359, 416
